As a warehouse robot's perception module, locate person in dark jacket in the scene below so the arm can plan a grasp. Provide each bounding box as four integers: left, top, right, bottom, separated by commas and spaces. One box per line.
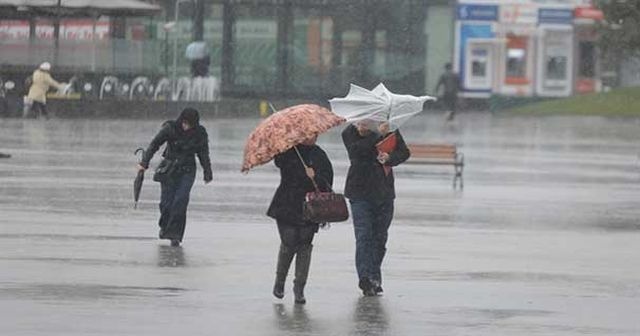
342, 120, 410, 296
136, 108, 213, 247
267, 136, 334, 304
435, 63, 461, 121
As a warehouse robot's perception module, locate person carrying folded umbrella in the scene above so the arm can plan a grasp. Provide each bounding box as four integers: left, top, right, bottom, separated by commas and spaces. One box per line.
136, 108, 212, 247
342, 120, 410, 296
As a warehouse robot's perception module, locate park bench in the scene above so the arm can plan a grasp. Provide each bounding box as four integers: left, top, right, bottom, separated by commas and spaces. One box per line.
405, 143, 464, 189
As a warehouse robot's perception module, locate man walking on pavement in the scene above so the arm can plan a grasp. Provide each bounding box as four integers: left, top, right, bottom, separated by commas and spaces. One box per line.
435, 63, 461, 121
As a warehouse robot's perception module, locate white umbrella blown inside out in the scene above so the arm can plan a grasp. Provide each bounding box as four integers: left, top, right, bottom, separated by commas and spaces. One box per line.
329, 83, 436, 132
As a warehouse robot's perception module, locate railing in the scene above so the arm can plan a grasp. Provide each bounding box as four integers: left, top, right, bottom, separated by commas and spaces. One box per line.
89, 75, 220, 102
1, 75, 220, 102
0, 38, 163, 73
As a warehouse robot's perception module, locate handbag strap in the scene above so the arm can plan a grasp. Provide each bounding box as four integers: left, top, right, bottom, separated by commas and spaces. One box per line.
293, 145, 320, 192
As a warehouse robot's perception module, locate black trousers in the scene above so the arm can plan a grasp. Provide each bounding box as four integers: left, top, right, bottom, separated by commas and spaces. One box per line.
29, 101, 48, 119
276, 220, 318, 250
158, 171, 195, 242
443, 93, 457, 113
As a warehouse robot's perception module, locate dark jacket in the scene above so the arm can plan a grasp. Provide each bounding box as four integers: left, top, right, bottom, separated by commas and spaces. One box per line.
342, 125, 410, 201
436, 70, 461, 95
140, 115, 212, 182
267, 145, 333, 224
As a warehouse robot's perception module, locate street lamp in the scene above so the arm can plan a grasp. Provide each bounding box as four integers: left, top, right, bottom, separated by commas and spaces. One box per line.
162, 21, 176, 75
172, 0, 193, 92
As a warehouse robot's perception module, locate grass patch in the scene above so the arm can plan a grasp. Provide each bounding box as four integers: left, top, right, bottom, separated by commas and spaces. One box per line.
505, 86, 640, 116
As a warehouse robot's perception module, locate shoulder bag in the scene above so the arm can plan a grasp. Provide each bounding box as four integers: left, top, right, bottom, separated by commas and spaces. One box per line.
293, 146, 349, 223
153, 157, 178, 182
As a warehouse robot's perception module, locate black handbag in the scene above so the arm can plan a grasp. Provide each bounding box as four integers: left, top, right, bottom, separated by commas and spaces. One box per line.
293, 146, 349, 223
152, 158, 178, 182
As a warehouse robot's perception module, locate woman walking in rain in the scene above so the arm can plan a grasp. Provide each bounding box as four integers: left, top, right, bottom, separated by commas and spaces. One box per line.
137, 108, 212, 247
342, 120, 410, 296
25, 62, 65, 119
268, 136, 334, 304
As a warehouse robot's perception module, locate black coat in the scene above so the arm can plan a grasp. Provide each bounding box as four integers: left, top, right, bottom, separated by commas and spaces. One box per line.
140, 120, 213, 181
267, 145, 333, 224
342, 125, 410, 201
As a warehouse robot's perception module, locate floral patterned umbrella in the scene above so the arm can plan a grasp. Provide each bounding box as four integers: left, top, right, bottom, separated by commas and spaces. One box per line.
241, 104, 345, 172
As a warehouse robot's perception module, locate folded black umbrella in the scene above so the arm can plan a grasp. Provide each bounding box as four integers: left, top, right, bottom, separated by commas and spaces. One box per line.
133, 148, 145, 209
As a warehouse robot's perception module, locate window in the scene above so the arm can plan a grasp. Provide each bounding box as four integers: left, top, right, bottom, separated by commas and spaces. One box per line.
203, 3, 224, 78
578, 41, 595, 78
471, 49, 487, 77
505, 36, 528, 84
546, 55, 567, 80
233, 6, 277, 89
291, 8, 334, 92
506, 47, 526, 78
472, 60, 486, 77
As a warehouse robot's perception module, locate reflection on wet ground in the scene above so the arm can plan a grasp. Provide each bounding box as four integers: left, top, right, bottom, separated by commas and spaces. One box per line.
350, 296, 389, 336
0, 283, 187, 302
157, 245, 187, 268
1, 114, 640, 335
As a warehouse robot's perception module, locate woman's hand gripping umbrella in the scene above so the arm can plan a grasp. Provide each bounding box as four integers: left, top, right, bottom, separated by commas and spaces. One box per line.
133, 147, 146, 209
241, 104, 345, 173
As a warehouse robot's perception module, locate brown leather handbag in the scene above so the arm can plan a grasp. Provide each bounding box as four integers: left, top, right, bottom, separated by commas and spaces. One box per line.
303, 189, 349, 223
293, 146, 349, 223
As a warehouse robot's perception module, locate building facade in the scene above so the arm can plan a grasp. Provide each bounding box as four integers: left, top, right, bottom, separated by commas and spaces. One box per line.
1, 0, 456, 99
454, 0, 602, 98
156, 0, 455, 98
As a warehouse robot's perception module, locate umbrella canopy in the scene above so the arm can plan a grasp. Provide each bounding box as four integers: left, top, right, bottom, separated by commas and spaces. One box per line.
241, 104, 345, 173
329, 83, 436, 132
133, 147, 145, 209
185, 41, 208, 60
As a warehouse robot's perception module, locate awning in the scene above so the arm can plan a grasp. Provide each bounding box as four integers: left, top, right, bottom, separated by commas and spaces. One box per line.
0, 0, 161, 17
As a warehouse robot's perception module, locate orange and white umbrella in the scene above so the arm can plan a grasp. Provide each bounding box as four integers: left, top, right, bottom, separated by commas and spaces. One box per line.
241, 104, 345, 173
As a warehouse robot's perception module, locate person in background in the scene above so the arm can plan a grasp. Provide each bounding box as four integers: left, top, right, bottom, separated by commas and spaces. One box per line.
25, 62, 65, 119
268, 136, 334, 304
435, 63, 461, 121
342, 120, 410, 296
137, 108, 213, 247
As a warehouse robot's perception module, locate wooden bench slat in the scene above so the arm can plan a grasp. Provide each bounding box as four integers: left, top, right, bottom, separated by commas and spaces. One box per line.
407, 145, 456, 151
405, 160, 459, 165
411, 150, 456, 156
405, 143, 464, 189
408, 145, 457, 157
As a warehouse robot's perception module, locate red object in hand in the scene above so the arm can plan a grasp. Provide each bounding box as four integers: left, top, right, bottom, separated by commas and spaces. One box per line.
376, 133, 396, 176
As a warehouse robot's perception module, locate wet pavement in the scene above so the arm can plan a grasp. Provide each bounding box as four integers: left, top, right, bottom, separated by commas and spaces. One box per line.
1, 112, 639, 335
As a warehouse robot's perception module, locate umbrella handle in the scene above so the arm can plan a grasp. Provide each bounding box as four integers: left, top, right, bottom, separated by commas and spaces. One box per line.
293, 145, 320, 192
134, 147, 146, 163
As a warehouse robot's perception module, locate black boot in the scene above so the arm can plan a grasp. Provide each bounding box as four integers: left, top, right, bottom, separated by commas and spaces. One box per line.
359, 278, 377, 296
293, 244, 313, 304
273, 244, 295, 299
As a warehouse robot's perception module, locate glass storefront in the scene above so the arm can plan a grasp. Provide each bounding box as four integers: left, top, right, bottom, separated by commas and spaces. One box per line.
166, 0, 431, 98
290, 8, 334, 94
232, 5, 277, 90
